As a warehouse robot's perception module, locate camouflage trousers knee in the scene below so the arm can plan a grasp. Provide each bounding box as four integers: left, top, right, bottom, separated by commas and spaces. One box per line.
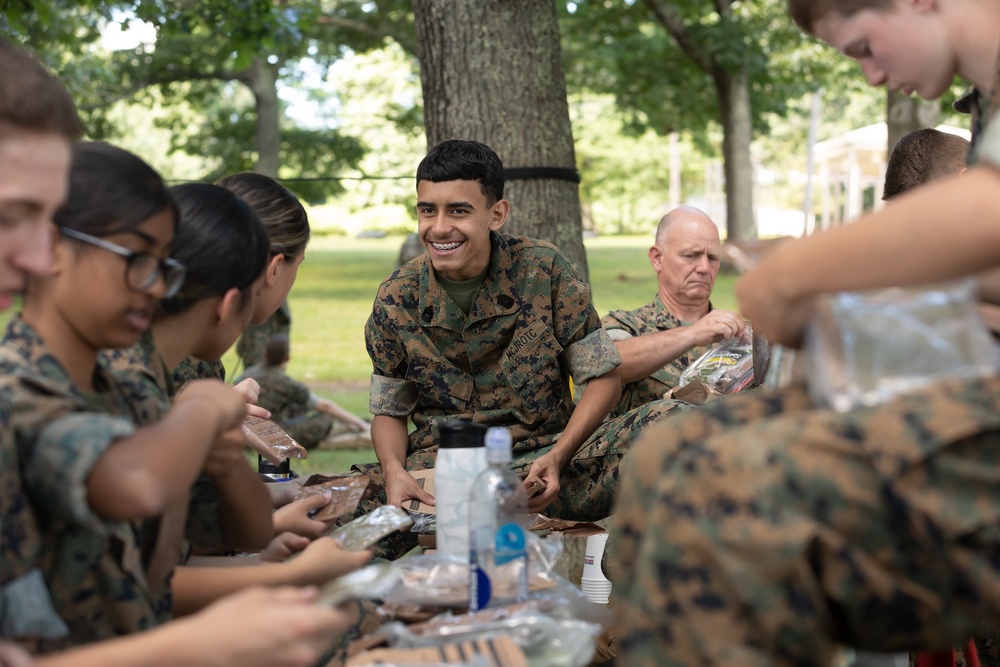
343, 398, 686, 559
609, 377, 1000, 667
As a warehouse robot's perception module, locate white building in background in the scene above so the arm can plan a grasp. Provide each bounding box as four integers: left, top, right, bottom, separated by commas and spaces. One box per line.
810, 122, 971, 232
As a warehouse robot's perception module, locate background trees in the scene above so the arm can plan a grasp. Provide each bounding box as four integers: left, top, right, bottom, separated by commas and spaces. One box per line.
3, 0, 963, 250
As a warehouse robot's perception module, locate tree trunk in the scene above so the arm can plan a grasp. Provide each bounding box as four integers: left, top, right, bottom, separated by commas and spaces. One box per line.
887, 90, 940, 155
412, 0, 589, 281
248, 56, 281, 178
714, 66, 756, 242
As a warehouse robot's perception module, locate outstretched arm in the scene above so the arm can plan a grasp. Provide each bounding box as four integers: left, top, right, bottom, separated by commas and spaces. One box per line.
738, 167, 1000, 346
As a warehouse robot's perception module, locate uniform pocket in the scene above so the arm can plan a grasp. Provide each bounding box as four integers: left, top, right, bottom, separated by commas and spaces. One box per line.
405, 354, 474, 412
500, 320, 565, 421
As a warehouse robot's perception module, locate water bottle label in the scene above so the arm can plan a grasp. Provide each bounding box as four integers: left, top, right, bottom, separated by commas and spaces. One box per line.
494, 523, 526, 566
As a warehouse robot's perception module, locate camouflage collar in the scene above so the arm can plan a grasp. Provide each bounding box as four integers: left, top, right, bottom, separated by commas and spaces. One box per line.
0, 315, 121, 404
643, 294, 712, 330
417, 231, 520, 331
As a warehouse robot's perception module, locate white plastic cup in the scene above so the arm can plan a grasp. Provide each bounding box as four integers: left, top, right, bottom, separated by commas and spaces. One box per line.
581, 532, 612, 604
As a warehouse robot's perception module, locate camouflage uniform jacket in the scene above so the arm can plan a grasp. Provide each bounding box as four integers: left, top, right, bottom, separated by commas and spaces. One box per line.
601, 295, 711, 416
0, 394, 71, 643
0, 317, 172, 649
235, 363, 311, 423
100, 333, 228, 552
171, 356, 226, 387
365, 232, 621, 456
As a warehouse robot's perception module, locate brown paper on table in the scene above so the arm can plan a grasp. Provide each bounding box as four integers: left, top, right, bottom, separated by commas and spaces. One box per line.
406, 468, 436, 514
241, 416, 308, 466
346, 636, 527, 667
529, 516, 605, 537
295, 475, 370, 521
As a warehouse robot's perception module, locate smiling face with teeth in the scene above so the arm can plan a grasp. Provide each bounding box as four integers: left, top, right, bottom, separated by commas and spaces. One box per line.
416, 178, 509, 281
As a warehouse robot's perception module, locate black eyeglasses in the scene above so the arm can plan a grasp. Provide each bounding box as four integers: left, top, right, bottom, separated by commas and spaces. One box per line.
58, 226, 187, 299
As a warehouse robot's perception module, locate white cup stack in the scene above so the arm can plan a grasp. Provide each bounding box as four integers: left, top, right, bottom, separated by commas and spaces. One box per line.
580, 532, 612, 605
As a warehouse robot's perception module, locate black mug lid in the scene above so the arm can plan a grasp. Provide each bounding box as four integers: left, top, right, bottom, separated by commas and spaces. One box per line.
438, 419, 487, 448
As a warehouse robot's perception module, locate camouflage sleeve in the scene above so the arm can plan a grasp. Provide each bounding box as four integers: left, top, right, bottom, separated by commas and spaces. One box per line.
368, 373, 419, 416
364, 286, 418, 416
563, 327, 623, 384
549, 253, 603, 349
364, 294, 407, 378
601, 309, 640, 336
26, 412, 135, 534
184, 475, 225, 550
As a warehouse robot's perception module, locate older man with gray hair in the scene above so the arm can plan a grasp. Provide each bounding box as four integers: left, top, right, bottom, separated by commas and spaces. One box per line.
601, 206, 745, 416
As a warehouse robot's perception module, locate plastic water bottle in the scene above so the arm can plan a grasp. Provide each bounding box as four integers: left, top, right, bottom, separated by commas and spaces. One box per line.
468, 427, 529, 611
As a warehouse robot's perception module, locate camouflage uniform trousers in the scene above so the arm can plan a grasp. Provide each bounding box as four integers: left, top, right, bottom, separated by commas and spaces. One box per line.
347, 398, 687, 560
609, 377, 1000, 667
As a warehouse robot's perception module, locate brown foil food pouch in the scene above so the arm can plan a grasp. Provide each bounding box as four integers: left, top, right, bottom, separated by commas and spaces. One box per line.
295, 475, 370, 521
241, 416, 308, 465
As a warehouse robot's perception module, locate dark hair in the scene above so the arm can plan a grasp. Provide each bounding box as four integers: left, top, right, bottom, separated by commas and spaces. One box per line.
159, 183, 269, 316
883, 129, 970, 200
216, 173, 310, 258
0, 38, 82, 139
55, 142, 176, 237
265, 333, 290, 367
787, 0, 893, 34
415, 140, 504, 205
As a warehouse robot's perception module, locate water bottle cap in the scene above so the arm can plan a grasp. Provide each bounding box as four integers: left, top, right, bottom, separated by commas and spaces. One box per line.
484, 426, 513, 462
438, 419, 487, 449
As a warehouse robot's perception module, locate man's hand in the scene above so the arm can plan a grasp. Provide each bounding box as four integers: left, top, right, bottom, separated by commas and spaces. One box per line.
384, 467, 435, 509
233, 378, 271, 419
736, 270, 814, 347
174, 379, 247, 434
202, 425, 251, 481
288, 537, 373, 586
189, 586, 353, 667
274, 494, 339, 539
523, 452, 563, 514
687, 309, 746, 347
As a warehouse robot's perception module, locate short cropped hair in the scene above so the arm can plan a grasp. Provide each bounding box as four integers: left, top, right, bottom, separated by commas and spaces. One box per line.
0, 38, 82, 139
883, 129, 970, 200
415, 140, 504, 205
265, 334, 290, 367
787, 0, 894, 34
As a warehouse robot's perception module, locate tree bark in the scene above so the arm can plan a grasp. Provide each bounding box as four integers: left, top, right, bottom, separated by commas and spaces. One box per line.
715, 66, 756, 241
887, 90, 939, 155
247, 56, 281, 178
412, 0, 589, 281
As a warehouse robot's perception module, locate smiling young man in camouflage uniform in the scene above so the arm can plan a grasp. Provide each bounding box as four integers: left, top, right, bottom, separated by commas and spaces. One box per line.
610, 0, 1000, 665
353, 140, 679, 558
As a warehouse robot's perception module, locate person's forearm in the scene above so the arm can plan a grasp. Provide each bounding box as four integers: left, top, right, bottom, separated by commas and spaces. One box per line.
212, 461, 274, 551
615, 327, 698, 383
172, 564, 307, 616
87, 402, 221, 521
371, 415, 409, 474
34, 617, 217, 667
750, 168, 1000, 302
552, 370, 621, 466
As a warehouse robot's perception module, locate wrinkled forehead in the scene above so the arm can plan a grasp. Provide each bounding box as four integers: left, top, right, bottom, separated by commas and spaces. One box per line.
663, 218, 721, 251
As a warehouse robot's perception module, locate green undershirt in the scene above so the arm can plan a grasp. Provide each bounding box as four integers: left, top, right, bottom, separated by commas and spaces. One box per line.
437, 265, 490, 315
